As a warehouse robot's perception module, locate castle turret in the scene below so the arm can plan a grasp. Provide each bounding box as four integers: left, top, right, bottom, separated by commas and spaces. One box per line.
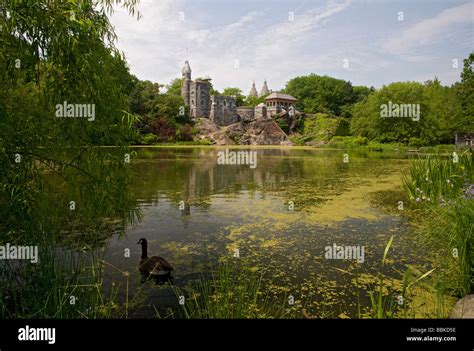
181, 61, 192, 106
248, 81, 258, 98
259, 78, 270, 97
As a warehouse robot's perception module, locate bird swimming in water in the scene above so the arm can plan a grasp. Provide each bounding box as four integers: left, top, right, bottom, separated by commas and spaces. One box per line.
137, 238, 173, 276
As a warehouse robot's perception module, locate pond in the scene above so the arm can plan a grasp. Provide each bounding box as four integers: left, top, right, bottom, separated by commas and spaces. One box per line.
100, 146, 430, 318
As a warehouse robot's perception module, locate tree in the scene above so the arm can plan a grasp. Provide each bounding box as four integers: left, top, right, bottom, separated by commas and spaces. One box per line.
459, 52, 474, 131
166, 78, 182, 96
129, 78, 162, 116
350, 82, 426, 143
244, 95, 266, 107
152, 94, 188, 123
222, 87, 245, 106
0, 0, 142, 317
349, 80, 464, 145
284, 74, 362, 116
151, 117, 176, 142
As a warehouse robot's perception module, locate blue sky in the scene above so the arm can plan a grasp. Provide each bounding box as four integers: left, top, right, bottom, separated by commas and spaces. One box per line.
110, 0, 473, 93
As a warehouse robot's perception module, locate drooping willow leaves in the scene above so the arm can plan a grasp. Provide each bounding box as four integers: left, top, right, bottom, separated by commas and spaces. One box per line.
0, 0, 143, 245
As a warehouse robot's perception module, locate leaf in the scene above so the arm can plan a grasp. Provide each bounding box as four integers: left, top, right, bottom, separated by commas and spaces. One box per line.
382, 235, 394, 268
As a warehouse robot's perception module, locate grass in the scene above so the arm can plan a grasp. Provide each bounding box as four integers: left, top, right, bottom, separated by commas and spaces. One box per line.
402, 150, 472, 204
0, 246, 120, 318
401, 149, 473, 313
173, 260, 303, 319
417, 200, 473, 298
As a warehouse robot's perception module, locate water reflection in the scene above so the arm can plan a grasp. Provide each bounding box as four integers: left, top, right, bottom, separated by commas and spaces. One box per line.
102, 147, 422, 317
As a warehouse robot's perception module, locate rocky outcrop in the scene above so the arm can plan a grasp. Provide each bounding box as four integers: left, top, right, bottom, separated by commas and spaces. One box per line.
195, 118, 292, 146
450, 295, 474, 318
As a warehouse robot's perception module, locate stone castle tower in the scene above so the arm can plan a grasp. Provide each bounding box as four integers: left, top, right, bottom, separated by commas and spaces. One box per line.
180, 61, 238, 126
248, 81, 258, 97
247, 80, 271, 98
259, 79, 270, 97
181, 60, 192, 106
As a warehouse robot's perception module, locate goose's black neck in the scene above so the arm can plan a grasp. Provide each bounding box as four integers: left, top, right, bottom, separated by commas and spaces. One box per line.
141, 242, 148, 259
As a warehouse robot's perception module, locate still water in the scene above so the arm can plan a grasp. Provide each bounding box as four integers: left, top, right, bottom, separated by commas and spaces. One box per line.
102, 147, 426, 318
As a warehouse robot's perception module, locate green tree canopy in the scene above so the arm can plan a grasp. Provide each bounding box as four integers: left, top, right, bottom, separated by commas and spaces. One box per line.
283, 74, 364, 116
221, 87, 245, 106
459, 52, 474, 131
0, 0, 142, 242
349, 80, 464, 144
166, 78, 182, 96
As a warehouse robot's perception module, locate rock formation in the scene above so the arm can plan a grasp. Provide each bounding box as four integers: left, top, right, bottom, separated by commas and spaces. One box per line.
195, 117, 292, 146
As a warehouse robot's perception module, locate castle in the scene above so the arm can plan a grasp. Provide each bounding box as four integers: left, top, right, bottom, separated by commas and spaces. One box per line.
180, 61, 297, 127
181, 61, 239, 126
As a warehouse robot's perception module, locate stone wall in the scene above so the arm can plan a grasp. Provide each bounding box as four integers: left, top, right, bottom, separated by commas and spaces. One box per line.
209, 95, 239, 126
190, 80, 211, 118
254, 104, 267, 119
181, 78, 191, 106
236, 107, 254, 122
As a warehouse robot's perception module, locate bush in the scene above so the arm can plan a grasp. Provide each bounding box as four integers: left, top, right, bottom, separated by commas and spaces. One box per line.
335, 118, 350, 136
329, 136, 368, 146
177, 123, 194, 141
151, 117, 176, 142
408, 137, 427, 148
142, 133, 158, 145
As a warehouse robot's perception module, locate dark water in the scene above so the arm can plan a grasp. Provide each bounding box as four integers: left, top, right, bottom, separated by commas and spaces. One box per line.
101, 147, 425, 318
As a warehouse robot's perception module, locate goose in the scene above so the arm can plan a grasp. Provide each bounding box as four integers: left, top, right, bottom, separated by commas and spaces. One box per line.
137, 238, 173, 275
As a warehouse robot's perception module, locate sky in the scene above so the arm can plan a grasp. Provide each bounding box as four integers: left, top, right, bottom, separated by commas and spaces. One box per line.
109, 0, 473, 93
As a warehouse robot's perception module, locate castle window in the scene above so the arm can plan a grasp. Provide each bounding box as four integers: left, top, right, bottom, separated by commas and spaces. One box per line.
201, 99, 204, 106
191, 100, 194, 105
217, 100, 220, 106
223, 100, 227, 107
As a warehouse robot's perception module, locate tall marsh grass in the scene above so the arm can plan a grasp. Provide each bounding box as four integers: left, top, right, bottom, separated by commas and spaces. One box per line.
402, 150, 472, 204
174, 261, 301, 319
402, 150, 473, 302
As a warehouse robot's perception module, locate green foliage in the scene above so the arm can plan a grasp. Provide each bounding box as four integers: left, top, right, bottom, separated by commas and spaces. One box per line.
152, 94, 187, 122
142, 133, 158, 145
459, 52, 474, 131
419, 200, 474, 297
408, 137, 428, 148
221, 87, 245, 106
301, 113, 340, 142
350, 55, 472, 146
402, 151, 472, 205
129, 77, 191, 141
350, 82, 426, 143
166, 78, 182, 96
0, 0, 141, 318
329, 136, 368, 147
174, 260, 301, 319
176, 124, 195, 142
244, 94, 266, 107
129, 78, 162, 117
335, 118, 351, 136
284, 74, 366, 116
403, 152, 473, 298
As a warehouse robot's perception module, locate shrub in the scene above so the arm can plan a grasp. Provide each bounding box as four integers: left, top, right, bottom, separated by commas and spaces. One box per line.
408, 137, 427, 148
177, 123, 194, 141
142, 133, 158, 145
151, 117, 176, 142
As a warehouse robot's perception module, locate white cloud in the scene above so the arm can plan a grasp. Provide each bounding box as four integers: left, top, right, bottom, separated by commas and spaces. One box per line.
110, 0, 353, 92
383, 2, 473, 56
109, 0, 468, 91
